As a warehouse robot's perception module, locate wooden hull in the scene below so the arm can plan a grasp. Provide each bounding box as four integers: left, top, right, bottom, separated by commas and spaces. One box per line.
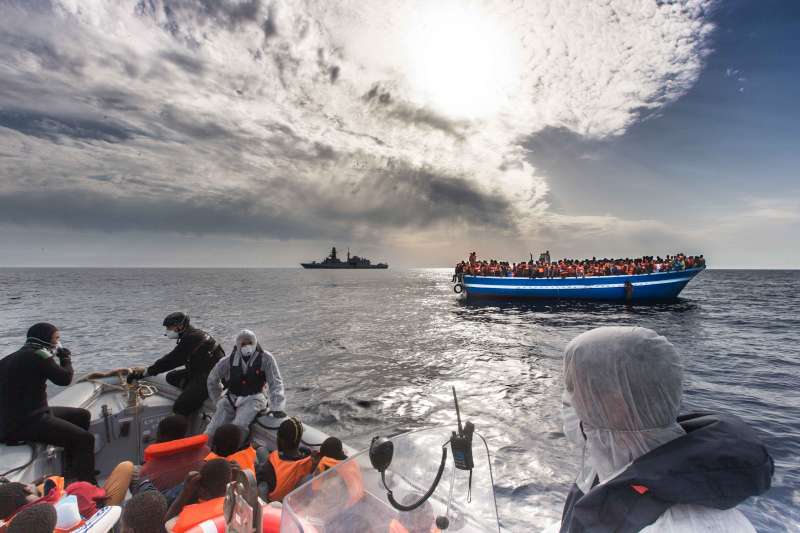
461, 267, 704, 301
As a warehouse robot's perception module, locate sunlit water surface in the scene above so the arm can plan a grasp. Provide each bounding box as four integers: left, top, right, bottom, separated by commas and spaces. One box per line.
1, 268, 797, 532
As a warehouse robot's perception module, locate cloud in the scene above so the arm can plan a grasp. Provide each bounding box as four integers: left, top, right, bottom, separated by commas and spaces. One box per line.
0, 0, 716, 245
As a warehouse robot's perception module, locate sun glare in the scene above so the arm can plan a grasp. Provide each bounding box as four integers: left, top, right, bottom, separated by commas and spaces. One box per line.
404, 2, 521, 121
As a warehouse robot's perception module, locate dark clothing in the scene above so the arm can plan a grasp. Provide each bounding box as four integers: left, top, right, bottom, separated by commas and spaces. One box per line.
227, 352, 266, 397
166, 369, 212, 417
146, 326, 224, 416
147, 326, 223, 382
559, 412, 774, 533
0, 343, 74, 441
8, 407, 95, 482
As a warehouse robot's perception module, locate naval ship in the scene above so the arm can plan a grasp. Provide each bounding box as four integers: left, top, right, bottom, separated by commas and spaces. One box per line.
301, 246, 388, 269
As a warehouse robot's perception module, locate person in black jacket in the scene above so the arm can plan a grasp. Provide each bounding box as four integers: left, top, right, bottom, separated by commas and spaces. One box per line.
0, 323, 96, 482
128, 312, 224, 417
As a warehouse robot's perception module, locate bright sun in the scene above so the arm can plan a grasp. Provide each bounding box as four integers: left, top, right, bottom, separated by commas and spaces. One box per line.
404, 2, 521, 121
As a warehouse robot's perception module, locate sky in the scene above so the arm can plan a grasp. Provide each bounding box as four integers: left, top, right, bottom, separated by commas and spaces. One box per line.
0, 0, 797, 268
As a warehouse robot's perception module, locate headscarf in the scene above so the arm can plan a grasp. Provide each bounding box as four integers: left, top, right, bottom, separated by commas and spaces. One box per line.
562, 326, 685, 492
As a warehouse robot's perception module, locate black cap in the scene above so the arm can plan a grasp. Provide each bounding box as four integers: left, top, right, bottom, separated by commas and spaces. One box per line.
26, 323, 58, 346
163, 312, 189, 328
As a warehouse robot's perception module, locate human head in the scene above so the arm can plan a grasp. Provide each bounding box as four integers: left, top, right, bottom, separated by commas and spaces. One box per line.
277, 417, 303, 452
211, 424, 242, 457
7, 503, 56, 533
0, 482, 35, 520
26, 323, 59, 348
198, 459, 232, 500
562, 326, 684, 488
162, 312, 189, 335
120, 491, 167, 533
156, 414, 188, 443
319, 437, 346, 461
235, 329, 257, 349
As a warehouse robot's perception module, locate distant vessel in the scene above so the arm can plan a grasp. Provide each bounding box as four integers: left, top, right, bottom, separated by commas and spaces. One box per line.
301, 246, 388, 269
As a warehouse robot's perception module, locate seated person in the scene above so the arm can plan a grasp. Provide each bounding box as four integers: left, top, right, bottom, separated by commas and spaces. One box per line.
132, 415, 210, 497
312, 437, 363, 507
205, 330, 286, 444
256, 418, 314, 502
120, 491, 168, 533
389, 494, 439, 533
165, 459, 232, 533
205, 424, 257, 473
557, 326, 773, 533
0, 323, 95, 483
6, 503, 56, 533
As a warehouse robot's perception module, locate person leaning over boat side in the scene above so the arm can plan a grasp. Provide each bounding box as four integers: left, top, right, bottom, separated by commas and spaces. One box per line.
0, 323, 96, 483
127, 312, 224, 417
256, 417, 315, 502
553, 326, 773, 533
204, 329, 286, 443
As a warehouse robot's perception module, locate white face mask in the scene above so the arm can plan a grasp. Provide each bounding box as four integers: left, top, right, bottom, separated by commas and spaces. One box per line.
50, 341, 63, 354
240, 345, 256, 357
164, 329, 180, 339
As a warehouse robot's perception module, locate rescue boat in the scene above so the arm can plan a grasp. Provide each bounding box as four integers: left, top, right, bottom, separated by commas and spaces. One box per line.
0, 370, 500, 532
455, 267, 705, 302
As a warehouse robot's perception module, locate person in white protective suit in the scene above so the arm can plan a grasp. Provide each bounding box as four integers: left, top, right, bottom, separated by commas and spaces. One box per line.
205, 330, 286, 443
554, 326, 773, 533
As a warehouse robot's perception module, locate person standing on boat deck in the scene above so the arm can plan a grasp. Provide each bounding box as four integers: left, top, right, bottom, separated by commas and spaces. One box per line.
554, 326, 773, 533
205, 329, 286, 442
127, 312, 224, 417
0, 323, 96, 483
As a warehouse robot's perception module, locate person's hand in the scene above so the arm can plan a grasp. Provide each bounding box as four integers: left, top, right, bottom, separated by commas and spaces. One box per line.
56, 347, 71, 359
268, 410, 286, 419
126, 369, 145, 384
182, 471, 202, 500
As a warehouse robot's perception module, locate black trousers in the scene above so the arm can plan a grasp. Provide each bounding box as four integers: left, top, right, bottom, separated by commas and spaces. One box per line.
166, 369, 210, 417
10, 406, 95, 482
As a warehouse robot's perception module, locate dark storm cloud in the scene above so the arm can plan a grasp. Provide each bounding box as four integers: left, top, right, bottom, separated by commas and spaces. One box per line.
0, 109, 140, 143
386, 105, 466, 140
0, 168, 512, 238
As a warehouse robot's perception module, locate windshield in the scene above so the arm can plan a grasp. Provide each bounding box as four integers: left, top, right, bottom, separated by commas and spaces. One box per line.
281, 426, 500, 532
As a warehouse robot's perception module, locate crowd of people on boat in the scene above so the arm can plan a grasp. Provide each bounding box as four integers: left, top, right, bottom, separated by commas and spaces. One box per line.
0, 312, 775, 533
0, 314, 362, 533
454, 251, 705, 278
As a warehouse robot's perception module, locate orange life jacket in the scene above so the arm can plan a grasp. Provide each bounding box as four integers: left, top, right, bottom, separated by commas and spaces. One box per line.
267, 450, 313, 502
312, 456, 364, 506
205, 446, 257, 473
173, 496, 226, 533
144, 434, 209, 462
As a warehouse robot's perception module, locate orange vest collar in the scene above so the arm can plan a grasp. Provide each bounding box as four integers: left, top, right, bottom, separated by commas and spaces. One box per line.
205, 446, 257, 473
144, 434, 209, 461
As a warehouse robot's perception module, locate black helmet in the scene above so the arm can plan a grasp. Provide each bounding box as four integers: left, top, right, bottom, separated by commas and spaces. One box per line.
163, 312, 189, 329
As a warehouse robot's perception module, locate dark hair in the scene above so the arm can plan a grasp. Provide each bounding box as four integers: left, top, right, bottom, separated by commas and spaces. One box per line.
0, 482, 30, 520
121, 491, 167, 533
25, 323, 58, 346
156, 415, 188, 443
211, 424, 242, 457
319, 437, 346, 461
7, 503, 56, 533
277, 417, 303, 451
199, 459, 232, 499
163, 312, 190, 329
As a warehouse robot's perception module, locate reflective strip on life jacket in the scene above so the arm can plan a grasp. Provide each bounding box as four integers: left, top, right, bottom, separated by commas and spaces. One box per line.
267, 451, 313, 502
311, 457, 365, 507
205, 446, 257, 473
173, 497, 225, 533
144, 434, 209, 461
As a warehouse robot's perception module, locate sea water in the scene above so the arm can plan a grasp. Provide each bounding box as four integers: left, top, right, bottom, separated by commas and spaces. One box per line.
1, 268, 797, 532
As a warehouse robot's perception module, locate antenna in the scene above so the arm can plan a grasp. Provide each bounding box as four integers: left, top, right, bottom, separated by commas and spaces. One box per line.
452, 386, 463, 435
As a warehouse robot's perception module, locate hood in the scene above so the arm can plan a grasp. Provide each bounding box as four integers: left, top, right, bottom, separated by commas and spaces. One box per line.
606, 412, 773, 509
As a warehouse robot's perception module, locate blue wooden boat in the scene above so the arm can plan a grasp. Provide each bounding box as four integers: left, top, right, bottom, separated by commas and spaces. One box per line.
457, 267, 705, 301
